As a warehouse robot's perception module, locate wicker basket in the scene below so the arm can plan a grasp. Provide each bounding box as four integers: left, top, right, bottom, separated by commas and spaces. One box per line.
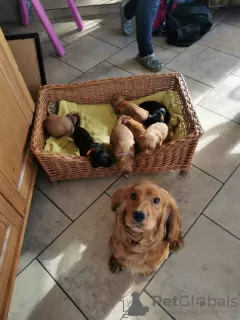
31, 73, 203, 182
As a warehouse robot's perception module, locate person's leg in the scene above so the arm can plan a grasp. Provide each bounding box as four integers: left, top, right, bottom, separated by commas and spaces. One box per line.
124, 0, 137, 20
136, 0, 164, 72
120, 0, 137, 36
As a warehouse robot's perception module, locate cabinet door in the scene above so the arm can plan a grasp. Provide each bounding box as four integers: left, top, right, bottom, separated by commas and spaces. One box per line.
0, 29, 36, 216
0, 195, 23, 320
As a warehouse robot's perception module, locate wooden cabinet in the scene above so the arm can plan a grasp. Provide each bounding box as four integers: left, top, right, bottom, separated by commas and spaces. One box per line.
0, 29, 37, 319
0, 195, 23, 320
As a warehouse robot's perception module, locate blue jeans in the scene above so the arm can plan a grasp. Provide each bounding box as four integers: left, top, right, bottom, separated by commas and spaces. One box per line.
124, 0, 160, 57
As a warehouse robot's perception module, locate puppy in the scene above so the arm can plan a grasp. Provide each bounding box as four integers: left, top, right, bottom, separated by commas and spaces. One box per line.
109, 181, 183, 276
44, 114, 74, 137
118, 115, 146, 143
110, 117, 135, 177
111, 94, 149, 123
73, 127, 112, 168
138, 123, 168, 154
139, 101, 170, 126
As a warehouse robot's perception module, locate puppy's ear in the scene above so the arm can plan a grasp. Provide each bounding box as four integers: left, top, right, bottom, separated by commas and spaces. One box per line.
165, 197, 184, 251
111, 186, 132, 211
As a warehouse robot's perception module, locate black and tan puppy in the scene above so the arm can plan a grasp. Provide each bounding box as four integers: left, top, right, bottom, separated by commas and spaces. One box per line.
73, 127, 112, 168
139, 101, 170, 127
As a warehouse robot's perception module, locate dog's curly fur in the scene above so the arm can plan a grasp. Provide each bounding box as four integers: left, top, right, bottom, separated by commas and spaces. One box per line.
109, 181, 183, 276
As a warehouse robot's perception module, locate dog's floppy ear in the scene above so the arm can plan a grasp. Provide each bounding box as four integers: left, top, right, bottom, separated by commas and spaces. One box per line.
111, 185, 132, 212
112, 188, 126, 211
165, 196, 184, 251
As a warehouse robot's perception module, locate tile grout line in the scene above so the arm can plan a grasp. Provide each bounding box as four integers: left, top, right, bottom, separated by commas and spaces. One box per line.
68, 60, 134, 85
203, 214, 240, 242
188, 61, 236, 89
45, 53, 85, 75
90, 32, 136, 50
197, 104, 240, 126
153, 41, 189, 56
139, 252, 174, 295
36, 186, 74, 222
223, 21, 240, 29
191, 164, 224, 184
53, 34, 122, 74
166, 56, 239, 90
182, 161, 240, 239
66, 175, 122, 220
37, 175, 121, 222
16, 220, 74, 277
105, 192, 112, 199
101, 60, 135, 76
194, 65, 240, 112
211, 10, 235, 29
196, 42, 240, 60
143, 290, 176, 320
166, 67, 214, 87
37, 259, 90, 320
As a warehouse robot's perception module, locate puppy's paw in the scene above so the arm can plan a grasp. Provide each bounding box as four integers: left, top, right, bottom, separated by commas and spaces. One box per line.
109, 255, 123, 273
139, 270, 155, 277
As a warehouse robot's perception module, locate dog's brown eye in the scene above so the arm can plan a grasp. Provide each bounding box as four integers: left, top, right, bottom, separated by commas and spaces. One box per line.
130, 193, 137, 200
153, 197, 160, 204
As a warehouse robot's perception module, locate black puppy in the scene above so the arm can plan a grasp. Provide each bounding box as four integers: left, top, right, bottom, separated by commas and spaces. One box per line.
73, 127, 112, 168
139, 101, 170, 127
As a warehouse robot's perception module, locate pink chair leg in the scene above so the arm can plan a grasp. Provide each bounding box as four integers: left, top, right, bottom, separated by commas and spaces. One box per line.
30, 0, 65, 57
19, 0, 30, 25
66, 0, 84, 31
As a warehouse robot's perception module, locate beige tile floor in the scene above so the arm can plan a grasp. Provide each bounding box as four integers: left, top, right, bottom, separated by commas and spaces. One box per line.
4, 7, 240, 320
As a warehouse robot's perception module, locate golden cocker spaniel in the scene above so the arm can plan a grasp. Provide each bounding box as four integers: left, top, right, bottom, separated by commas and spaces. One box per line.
109, 181, 183, 276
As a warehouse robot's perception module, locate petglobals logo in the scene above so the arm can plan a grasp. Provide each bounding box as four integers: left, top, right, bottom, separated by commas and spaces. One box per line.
119, 292, 240, 319
152, 295, 239, 308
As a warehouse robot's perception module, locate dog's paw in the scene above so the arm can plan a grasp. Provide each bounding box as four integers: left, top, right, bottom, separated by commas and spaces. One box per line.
109, 256, 123, 273
139, 270, 155, 277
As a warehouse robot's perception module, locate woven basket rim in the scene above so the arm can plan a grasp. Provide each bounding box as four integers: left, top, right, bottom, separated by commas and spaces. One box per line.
38, 72, 184, 92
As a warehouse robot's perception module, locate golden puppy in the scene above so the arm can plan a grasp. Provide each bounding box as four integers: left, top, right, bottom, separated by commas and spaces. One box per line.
111, 94, 149, 123
138, 123, 168, 154
109, 181, 183, 276
110, 117, 135, 177
43, 114, 74, 138
119, 115, 146, 142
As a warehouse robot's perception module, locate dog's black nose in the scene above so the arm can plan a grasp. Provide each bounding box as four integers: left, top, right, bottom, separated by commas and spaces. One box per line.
133, 211, 146, 223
